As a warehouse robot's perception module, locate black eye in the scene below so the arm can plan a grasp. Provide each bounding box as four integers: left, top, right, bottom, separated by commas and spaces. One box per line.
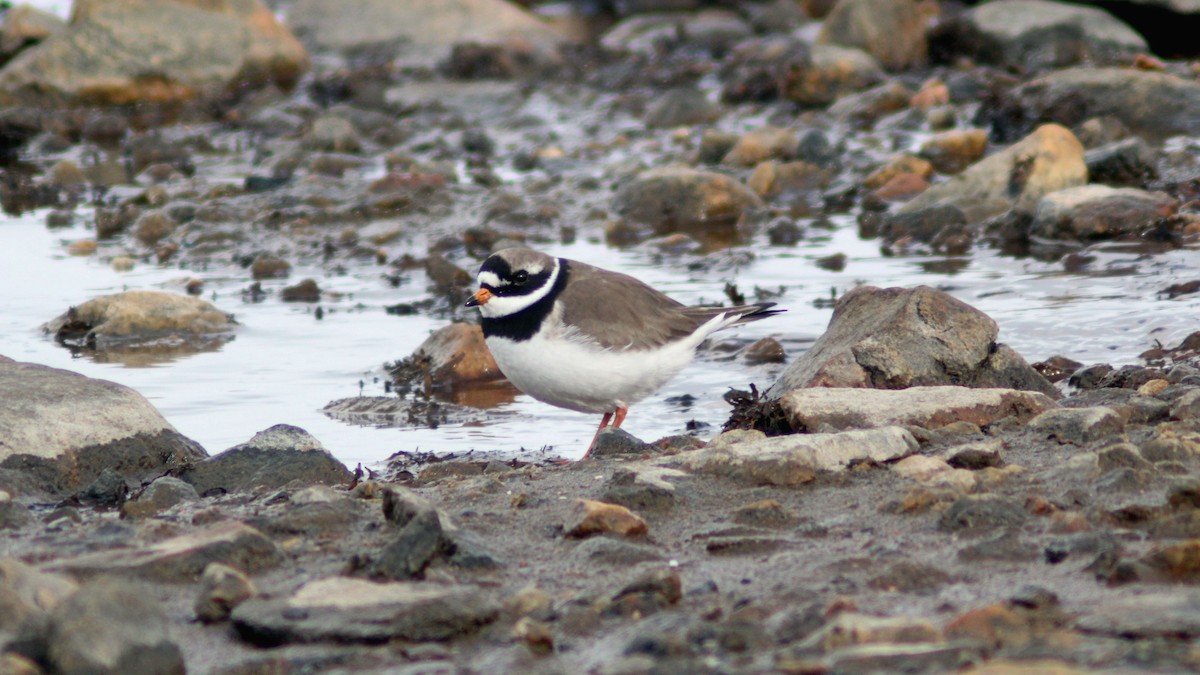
513, 270, 529, 284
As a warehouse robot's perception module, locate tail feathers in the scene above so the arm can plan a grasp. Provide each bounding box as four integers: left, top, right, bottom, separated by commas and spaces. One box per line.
687, 302, 785, 337
724, 302, 785, 327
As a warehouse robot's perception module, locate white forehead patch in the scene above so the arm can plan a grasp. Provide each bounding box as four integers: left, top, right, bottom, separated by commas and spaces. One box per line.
478, 271, 502, 287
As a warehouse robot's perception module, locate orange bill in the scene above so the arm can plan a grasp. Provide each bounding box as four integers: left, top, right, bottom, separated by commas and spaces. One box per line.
465, 287, 493, 307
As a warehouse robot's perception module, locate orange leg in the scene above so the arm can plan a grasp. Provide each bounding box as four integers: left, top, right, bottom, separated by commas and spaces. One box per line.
581, 411, 613, 459
612, 405, 628, 429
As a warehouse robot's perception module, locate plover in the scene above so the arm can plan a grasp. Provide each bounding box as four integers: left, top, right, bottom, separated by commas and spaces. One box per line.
465, 248, 782, 456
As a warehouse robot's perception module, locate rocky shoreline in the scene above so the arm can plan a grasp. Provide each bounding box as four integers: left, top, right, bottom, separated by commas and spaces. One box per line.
3, 0, 1200, 673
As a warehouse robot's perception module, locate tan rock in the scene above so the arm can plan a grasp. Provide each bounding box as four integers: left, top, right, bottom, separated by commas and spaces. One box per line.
817, 0, 929, 71
680, 426, 918, 486
722, 127, 798, 167
897, 124, 1087, 224
864, 154, 934, 189
564, 499, 647, 538
781, 386, 1058, 433
920, 128, 988, 175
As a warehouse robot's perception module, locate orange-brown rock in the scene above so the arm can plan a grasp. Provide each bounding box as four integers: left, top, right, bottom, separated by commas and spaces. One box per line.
564, 499, 648, 538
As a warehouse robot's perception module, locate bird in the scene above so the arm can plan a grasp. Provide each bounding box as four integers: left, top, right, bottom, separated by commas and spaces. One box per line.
464, 247, 783, 457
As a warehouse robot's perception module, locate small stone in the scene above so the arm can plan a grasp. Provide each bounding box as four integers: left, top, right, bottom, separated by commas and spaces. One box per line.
607, 569, 681, 617
1028, 407, 1125, 445
132, 211, 176, 246
744, 337, 786, 364
938, 495, 1027, 533
589, 428, 654, 458
732, 499, 794, 528
111, 257, 135, 272
865, 154, 934, 190
79, 468, 130, 506
569, 537, 664, 566
121, 476, 199, 519
250, 255, 290, 280
1171, 389, 1200, 421
599, 468, 677, 512
958, 529, 1039, 562
304, 116, 362, 153
564, 499, 647, 538
800, 613, 940, 652
1096, 443, 1152, 473
723, 127, 798, 167
194, 562, 256, 622
644, 87, 720, 129
0, 500, 32, 530
920, 128, 988, 175
867, 560, 952, 594
280, 279, 321, 302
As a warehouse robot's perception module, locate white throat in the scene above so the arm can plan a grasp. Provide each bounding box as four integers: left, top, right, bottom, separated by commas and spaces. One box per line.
477, 258, 560, 319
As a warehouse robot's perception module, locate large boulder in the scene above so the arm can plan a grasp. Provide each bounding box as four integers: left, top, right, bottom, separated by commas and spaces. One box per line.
769, 285, 1057, 397
817, 0, 929, 71
896, 123, 1086, 224
0, 0, 308, 107
1006, 68, 1200, 139
934, 0, 1148, 72
0, 357, 207, 497
286, 0, 566, 63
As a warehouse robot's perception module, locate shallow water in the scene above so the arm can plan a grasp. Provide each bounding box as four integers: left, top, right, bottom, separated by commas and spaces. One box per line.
3, 203, 1197, 466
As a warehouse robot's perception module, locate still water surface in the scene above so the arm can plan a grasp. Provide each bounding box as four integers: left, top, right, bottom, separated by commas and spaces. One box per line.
3, 206, 1198, 466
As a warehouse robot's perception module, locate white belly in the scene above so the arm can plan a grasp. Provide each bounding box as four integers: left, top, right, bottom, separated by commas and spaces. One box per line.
485, 330, 700, 414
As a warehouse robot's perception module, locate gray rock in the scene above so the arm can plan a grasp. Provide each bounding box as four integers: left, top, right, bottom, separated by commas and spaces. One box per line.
1076, 591, 1200, 638
953, 0, 1147, 71
78, 467, 130, 506
0, 558, 78, 635
287, 0, 565, 64
779, 386, 1058, 433
41, 290, 235, 348
613, 167, 764, 235
1085, 137, 1158, 186
194, 562, 256, 623
897, 124, 1086, 224
0, 5, 65, 60
1028, 406, 1125, 445
644, 87, 721, 129
370, 507, 447, 580
721, 38, 882, 106
1012, 68, 1200, 138
679, 426, 918, 486
50, 522, 283, 582
1029, 185, 1177, 241
250, 500, 365, 539
570, 537, 665, 566
177, 424, 352, 496
232, 577, 500, 644
938, 495, 1028, 532
46, 578, 185, 675
817, 0, 928, 70
958, 529, 1039, 561
770, 285, 1057, 397
136, 476, 200, 512
590, 428, 655, 458
1171, 389, 1200, 420
599, 467, 678, 512
825, 643, 982, 673
0, 500, 32, 530
0, 0, 307, 107
0, 359, 206, 495
303, 116, 362, 153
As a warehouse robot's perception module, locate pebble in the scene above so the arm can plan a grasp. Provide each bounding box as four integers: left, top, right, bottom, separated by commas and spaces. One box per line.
1028, 406, 1125, 445
194, 562, 256, 622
